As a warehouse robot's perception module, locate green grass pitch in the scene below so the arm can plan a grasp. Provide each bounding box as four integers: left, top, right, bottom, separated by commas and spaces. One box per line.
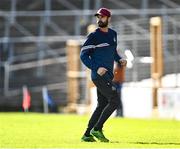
0, 113, 180, 148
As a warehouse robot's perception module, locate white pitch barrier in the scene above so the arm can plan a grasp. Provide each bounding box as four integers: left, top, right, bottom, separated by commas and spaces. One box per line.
121, 87, 153, 119
158, 88, 180, 120
90, 86, 180, 120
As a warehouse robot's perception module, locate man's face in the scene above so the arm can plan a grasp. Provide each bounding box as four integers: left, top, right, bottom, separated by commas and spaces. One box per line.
96, 15, 109, 28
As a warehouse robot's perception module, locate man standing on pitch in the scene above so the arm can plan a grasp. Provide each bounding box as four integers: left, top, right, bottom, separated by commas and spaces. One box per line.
80, 8, 127, 142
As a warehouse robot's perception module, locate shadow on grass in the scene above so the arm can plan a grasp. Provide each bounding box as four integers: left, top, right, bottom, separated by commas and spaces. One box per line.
129, 141, 180, 146
109, 141, 121, 143
107, 140, 180, 146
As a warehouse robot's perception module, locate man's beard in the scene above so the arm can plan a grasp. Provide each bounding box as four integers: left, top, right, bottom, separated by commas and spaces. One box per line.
98, 20, 108, 28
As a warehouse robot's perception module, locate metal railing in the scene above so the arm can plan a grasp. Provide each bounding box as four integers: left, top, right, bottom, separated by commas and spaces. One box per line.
1, 0, 180, 98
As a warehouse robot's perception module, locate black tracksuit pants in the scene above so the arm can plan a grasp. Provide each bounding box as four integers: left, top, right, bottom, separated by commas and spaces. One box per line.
84, 75, 120, 136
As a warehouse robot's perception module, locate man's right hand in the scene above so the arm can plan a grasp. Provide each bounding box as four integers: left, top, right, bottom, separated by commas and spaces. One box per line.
97, 67, 108, 76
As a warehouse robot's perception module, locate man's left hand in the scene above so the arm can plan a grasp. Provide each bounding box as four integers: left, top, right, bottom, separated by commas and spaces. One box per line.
119, 59, 127, 66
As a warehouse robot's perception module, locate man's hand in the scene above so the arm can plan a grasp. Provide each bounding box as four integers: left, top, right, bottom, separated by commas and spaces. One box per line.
119, 59, 127, 66
97, 67, 108, 76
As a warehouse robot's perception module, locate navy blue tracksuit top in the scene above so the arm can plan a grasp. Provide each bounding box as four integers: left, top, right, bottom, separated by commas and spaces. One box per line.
80, 28, 122, 80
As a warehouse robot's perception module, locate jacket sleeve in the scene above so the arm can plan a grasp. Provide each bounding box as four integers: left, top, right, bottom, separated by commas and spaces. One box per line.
114, 49, 122, 62
80, 33, 95, 70
114, 32, 122, 62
